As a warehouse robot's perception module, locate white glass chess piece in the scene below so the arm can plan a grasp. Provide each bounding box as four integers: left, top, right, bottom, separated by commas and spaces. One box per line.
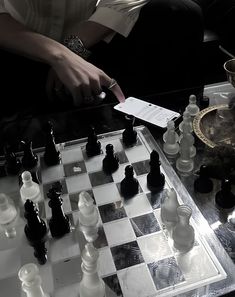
78, 191, 99, 242
160, 188, 180, 234
18, 263, 50, 297
79, 243, 106, 297
179, 109, 193, 134
20, 171, 41, 205
176, 135, 194, 173
163, 126, 180, 156
0, 193, 18, 238
186, 94, 200, 117
172, 205, 195, 253
163, 120, 179, 143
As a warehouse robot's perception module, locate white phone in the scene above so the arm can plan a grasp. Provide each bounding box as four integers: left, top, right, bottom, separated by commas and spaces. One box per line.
114, 97, 181, 128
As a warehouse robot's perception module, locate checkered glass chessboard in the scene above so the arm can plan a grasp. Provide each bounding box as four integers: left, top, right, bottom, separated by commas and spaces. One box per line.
0, 126, 226, 297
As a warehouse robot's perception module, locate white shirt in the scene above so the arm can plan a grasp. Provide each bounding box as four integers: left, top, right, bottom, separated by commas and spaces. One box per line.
0, 0, 148, 42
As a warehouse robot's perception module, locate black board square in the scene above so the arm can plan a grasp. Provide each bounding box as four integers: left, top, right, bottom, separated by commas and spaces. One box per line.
89, 171, 113, 187
43, 179, 68, 198
130, 212, 160, 237
115, 151, 128, 164
103, 274, 123, 296
63, 161, 87, 177
111, 241, 144, 270
132, 160, 150, 176
148, 257, 185, 290
93, 225, 108, 249
98, 202, 127, 223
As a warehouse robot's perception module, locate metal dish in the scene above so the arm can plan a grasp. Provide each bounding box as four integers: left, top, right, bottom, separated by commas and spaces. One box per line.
193, 104, 235, 149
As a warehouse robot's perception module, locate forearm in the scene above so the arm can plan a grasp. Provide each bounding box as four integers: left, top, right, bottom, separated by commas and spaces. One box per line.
0, 13, 69, 66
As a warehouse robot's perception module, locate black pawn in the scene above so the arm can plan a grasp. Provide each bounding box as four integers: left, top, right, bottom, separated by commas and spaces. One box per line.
194, 164, 213, 193
102, 144, 119, 174
215, 178, 235, 209
120, 165, 139, 198
122, 115, 137, 147
43, 121, 61, 166
86, 126, 101, 157
4, 145, 21, 175
147, 150, 165, 192
47, 182, 71, 238
24, 199, 48, 265
21, 140, 38, 169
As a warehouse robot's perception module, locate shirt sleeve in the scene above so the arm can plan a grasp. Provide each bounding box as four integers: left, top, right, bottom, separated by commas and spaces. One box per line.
88, 0, 149, 41
0, 0, 8, 13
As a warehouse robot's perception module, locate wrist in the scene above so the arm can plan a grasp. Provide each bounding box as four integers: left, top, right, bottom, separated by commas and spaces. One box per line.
63, 35, 91, 60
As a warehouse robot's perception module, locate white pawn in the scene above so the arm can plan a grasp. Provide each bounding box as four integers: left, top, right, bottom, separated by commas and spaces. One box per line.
163, 120, 179, 143
20, 171, 41, 205
79, 243, 105, 297
176, 135, 194, 173
78, 191, 99, 242
179, 129, 196, 158
0, 193, 18, 238
186, 94, 200, 117
179, 109, 193, 134
18, 263, 50, 297
163, 125, 180, 156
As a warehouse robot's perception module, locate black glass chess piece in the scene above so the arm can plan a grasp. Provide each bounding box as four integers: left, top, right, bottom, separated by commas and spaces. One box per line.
120, 165, 139, 199
147, 150, 165, 192
47, 182, 71, 238
102, 144, 119, 174
86, 125, 101, 157
24, 199, 48, 265
4, 144, 21, 175
21, 139, 38, 169
194, 164, 213, 193
215, 178, 235, 209
43, 121, 61, 166
122, 115, 137, 147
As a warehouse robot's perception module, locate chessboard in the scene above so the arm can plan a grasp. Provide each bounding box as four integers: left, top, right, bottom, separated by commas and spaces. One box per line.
0, 125, 227, 297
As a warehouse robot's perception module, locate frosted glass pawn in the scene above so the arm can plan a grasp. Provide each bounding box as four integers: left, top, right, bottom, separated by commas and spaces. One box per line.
186, 94, 200, 117
172, 205, 195, 253
163, 126, 180, 156
20, 171, 41, 205
78, 191, 99, 242
0, 193, 18, 238
18, 263, 50, 297
179, 128, 196, 158
176, 135, 194, 173
79, 243, 105, 297
179, 109, 193, 134
163, 120, 179, 143
160, 188, 180, 234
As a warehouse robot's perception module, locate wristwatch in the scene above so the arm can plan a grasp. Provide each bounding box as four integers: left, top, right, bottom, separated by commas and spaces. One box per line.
63, 35, 91, 60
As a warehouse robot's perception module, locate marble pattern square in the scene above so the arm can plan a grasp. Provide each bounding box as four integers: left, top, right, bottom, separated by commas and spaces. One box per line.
123, 193, 152, 218
89, 170, 113, 187
137, 232, 173, 263
63, 161, 86, 177
84, 153, 104, 172
61, 146, 83, 163
66, 174, 91, 193
98, 247, 116, 277
49, 231, 80, 263
111, 241, 144, 270
52, 256, 82, 289
116, 151, 128, 164
118, 264, 156, 297
148, 256, 185, 290
130, 212, 160, 237
104, 219, 136, 247
124, 144, 150, 163
99, 202, 127, 223
0, 247, 21, 278
103, 274, 123, 297
132, 159, 150, 176
93, 183, 121, 205
41, 164, 65, 184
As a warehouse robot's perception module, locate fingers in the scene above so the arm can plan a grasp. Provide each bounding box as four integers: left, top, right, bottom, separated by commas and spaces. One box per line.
100, 74, 125, 103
